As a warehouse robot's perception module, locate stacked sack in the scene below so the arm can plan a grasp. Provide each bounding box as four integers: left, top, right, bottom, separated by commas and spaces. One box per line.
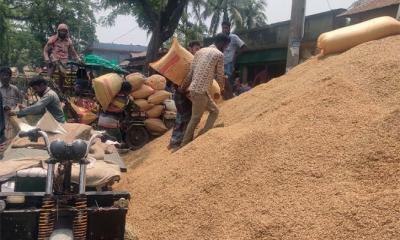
127, 73, 174, 135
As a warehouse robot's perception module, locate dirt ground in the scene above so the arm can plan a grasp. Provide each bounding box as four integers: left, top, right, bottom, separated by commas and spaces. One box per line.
119, 35, 400, 240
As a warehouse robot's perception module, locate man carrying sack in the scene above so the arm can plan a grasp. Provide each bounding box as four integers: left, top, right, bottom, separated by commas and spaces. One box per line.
179, 34, 230, 147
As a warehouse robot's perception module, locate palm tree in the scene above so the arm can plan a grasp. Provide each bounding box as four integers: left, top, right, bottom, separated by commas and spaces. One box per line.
198, 0, 267, 35
234, 0, 267, 31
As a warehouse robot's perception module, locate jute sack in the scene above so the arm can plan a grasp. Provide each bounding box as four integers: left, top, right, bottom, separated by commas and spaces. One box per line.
146, 74, 167, 90
146, 105, 164, 118
318, 16, 400, 55
126, 72, 146, 90
164, 99, 177, 112
208, 80, 223, 104
149, 37, 193, 86
131, 84, 155, 99
145, 118, 168, 133
148, 90, 172, 105
134, 99, 154, 111
70, 102, 97, 125
93, 73, 123, 110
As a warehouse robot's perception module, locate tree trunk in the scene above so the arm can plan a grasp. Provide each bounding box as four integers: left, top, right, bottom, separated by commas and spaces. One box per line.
142, 0, 189, 76
144, 23, 163, 76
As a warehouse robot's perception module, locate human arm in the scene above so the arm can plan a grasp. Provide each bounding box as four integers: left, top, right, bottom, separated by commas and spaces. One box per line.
232, 35, 246, 67
69, 42, 81, 62
16, 94, 53, 117
180, 56, 197, 91
43, 42, 51, 63
215, 54, 225, 90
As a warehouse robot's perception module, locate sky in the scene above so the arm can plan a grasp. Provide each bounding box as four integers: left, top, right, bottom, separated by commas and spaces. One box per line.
96, 0, 357, 46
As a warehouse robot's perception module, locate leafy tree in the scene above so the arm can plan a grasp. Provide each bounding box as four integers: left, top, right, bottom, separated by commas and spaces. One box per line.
175, 3, 208, 46
99, 0, 190, 73
200, 0, 267, 35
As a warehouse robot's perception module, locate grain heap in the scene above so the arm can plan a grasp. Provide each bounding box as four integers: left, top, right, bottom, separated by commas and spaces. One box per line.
121, 36, 400, 239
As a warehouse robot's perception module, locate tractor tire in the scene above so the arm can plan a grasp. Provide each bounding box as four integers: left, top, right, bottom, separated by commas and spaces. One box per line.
125, 125, 150, 150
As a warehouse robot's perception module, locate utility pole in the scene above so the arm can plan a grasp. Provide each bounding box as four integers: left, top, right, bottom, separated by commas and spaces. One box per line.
286, 0, 306, 72
396, 4, 400, 20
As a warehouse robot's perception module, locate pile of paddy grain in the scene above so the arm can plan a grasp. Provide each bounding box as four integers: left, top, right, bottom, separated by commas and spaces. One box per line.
120, 35, 400, 240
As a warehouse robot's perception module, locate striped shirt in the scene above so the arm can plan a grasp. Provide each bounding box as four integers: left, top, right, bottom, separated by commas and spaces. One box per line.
182, 45, 225, 93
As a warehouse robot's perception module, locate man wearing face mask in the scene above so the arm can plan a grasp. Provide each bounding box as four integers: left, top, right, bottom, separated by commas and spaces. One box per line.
10, 77, 65, 123
43, 23, 82, 90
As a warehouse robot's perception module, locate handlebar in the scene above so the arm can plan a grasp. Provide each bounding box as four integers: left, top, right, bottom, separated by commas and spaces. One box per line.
19, 128, 51, 154
18, 129, 115, 161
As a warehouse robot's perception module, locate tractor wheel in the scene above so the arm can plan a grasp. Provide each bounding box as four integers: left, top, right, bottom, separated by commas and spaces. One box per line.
125, 125, 150, 150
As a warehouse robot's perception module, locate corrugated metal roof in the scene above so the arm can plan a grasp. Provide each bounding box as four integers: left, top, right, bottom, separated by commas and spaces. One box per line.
339, 0, 400, 16
88, 42, 147, 52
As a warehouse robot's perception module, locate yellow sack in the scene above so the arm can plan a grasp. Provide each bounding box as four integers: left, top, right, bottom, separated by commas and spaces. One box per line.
208, 80, 223, 104
134, 99, 154, 111
70, 102, 98, 125
144, 118, 168, 133
126, 72, 146, 91
146, 105, 164, 118
149, 37, 193, 86
318, 16, 400, 55
131, 84, 155, 99
148, 90, 172, 105
146, 74, 167, 90
93, 73, 123, 110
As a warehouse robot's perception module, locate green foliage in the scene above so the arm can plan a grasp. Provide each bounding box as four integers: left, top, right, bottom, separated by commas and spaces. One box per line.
200, 0, 268, 35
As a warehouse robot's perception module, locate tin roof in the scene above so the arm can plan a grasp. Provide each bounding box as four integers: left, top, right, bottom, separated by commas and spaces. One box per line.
339, 0, 400, 17
87, 42, 147, 52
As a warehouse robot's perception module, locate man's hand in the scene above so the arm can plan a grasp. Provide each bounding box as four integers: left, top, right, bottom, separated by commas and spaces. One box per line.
17, 104, 26, 110
8, 110, 16, 116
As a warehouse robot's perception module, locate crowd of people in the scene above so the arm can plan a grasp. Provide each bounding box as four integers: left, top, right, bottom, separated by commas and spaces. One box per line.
0, 20, 268, 154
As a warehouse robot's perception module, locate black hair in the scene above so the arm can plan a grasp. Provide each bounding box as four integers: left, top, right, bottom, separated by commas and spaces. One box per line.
29, 76, 48, 87
188, 40, 201, 48
221, 21, 231, 27
214, 33, 231, 45
0, 67, 12, 76
121, 81, 133, 93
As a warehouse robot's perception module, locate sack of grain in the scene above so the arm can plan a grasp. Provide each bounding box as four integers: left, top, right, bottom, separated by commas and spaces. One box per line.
144, 118, 168, 133
146, 105, 164, 118
133, 99, 154, 111
318, 16, 400, 55
149, 37, 193, 86
70, 102, 97, 125
131, 84, 155, 99
148, 90, 172, 105
163, 99, 177, 112
208, 80, 223, 104
163, 110, 177, 120
93, 73, 123, 110
126, 72, 146, 91
146, 74, 167, 90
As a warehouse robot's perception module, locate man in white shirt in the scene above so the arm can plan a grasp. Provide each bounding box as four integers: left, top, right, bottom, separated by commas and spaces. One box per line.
180, 34, 231, 147
221, 21, 246, 99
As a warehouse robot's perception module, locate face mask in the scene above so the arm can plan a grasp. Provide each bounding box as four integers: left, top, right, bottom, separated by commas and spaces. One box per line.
58, 31, 67, 39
